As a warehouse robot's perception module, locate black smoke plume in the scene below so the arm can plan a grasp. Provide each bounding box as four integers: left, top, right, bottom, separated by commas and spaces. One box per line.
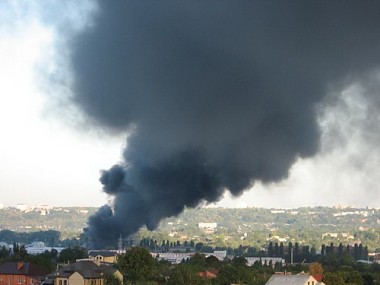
70, 1, 380, 248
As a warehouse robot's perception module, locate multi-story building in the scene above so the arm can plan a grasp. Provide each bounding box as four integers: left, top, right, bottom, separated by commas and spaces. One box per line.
49, 260, 122, 285
0, 262, 50, 285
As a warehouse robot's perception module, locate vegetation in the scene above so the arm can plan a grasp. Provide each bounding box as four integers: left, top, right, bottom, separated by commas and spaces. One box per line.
59, 246, 88, 263
1, 242, 380, 284
0, 245, 87, 271
112, 247, 380, 284
117, 247, 155, 284
2, 205, 380, 283
104, 274, 122, 285
2, 206, 380, 253
0, 207, 96, 239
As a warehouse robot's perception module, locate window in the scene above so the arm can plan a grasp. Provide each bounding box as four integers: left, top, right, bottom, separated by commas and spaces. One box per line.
18, 277, 22, 284
63, 280, 67, 285
59, 280, 63, 285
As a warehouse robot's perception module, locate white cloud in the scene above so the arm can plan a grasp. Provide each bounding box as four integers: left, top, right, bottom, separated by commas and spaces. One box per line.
0, 0, 123, 207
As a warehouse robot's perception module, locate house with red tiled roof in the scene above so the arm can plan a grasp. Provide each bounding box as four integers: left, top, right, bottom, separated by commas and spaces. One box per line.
198, 270, 217, 280
0, 261, 50, 285
313, 274, 323, 282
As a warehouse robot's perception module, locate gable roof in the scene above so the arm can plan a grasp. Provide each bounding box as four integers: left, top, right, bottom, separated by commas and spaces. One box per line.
198, 271, 217, 279
0, 262, 50, 278
54, 260, 117, 279
266, 275, 317, 285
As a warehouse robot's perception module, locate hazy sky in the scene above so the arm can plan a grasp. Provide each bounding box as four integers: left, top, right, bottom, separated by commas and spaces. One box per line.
1, 1, 380, 209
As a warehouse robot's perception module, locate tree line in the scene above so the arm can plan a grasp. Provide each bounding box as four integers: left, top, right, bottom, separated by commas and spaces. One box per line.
0, 244, 87, 271
1, 242, 380, 284
136, 236, 370, 263
114, 246, 380, 285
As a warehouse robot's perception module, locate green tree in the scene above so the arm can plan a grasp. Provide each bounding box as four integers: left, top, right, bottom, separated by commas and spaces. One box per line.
215, 265, 238, 285
338, 243, 343, 257
13, 244, 28, 260
215, 263, 257, 285
168, 264, 205, 285
340, 252, 355, 267
323, 272, 345, 285
232, 256, 247, 267
104, 274, 122, 285
27, 250, 56, 271
0, 246, 10, 260
279, 242, 284, 256
362, 273, 374, 285
268, 242, 273, 257
340, 269, 364, 285
118, 247, 154, 284
274, 242, 279, 256
189, 253, 206, 271
310, 245, 317, 255
205, 255, 220, 270
59, 246, 87, 263
151, 260, 172, 284
195, 242, 204, 252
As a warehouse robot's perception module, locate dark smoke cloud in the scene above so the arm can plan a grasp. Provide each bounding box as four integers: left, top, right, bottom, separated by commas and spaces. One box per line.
70, 1, 380, 248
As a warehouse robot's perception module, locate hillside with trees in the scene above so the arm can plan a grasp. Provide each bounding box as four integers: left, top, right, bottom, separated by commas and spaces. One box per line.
1, 206, 380, 251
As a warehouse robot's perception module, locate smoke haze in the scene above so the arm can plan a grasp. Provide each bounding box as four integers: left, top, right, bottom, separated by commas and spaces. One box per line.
67, 1, 380, 248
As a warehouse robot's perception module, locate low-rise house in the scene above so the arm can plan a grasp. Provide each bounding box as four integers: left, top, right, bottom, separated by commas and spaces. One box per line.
265, 274, 325, 285
198, 271, 217, 280
0, 261, 50, 285
49, 260, 122, 285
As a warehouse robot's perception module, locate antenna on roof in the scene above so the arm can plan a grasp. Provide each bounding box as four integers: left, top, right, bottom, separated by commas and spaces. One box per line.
118, 235, 123, 254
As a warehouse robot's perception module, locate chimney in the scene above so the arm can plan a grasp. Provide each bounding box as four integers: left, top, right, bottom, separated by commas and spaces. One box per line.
17, 261, 24, 270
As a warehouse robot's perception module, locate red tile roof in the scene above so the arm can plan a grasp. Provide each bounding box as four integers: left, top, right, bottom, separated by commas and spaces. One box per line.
198, 271, 217, 279
313, 274, 323, 282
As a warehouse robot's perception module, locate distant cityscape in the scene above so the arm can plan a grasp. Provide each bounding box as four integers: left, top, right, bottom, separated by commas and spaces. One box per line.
1, 203, 380, 284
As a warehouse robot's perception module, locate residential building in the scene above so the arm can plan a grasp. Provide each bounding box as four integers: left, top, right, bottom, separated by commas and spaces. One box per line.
49, 260, 122, 285
0, 261, 50, 285
198, 271, 217, 280
265, 274, 325, 285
